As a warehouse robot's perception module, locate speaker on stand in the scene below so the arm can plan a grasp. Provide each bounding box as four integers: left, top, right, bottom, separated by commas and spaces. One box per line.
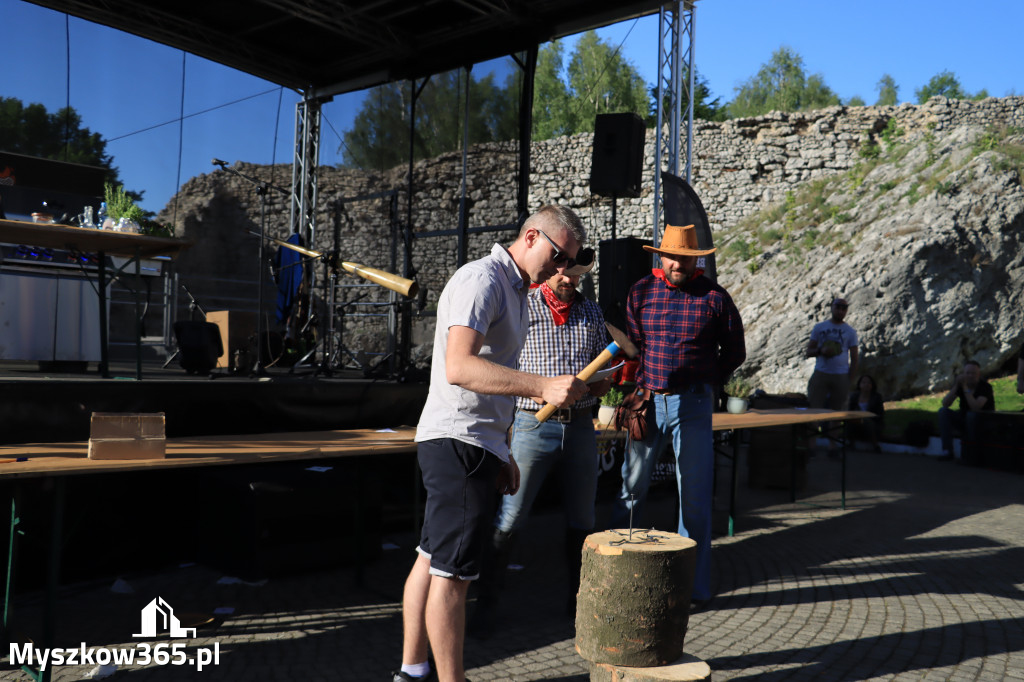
598, 236, 651, 332
590, 112, 646, 239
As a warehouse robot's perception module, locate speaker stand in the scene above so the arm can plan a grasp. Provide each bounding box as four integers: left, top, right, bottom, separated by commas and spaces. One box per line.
611, 194, 618, 241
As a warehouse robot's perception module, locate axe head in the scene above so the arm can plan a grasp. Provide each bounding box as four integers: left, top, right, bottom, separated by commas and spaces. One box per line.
604, 322, 639, 359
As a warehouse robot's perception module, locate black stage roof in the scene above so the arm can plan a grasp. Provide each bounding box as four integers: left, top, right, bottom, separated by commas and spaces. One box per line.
25, 0, 668, 96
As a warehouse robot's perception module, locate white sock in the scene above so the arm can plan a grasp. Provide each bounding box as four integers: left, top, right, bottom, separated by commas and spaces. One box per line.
401, 661, 431, 678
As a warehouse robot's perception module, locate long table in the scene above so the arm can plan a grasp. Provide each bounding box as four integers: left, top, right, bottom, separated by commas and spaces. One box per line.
0, 427, 417, 682
0, 218, 192, 378
597, 408, 875, 536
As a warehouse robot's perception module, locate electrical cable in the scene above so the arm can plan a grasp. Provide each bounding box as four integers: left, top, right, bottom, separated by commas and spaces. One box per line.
173, 51, 186, 229
105, 87, 283, 142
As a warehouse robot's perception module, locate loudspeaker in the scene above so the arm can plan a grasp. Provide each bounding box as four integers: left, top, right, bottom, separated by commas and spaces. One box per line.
172, 320, 223, 375
599, 237, 652, 331
590, 113, 646, 198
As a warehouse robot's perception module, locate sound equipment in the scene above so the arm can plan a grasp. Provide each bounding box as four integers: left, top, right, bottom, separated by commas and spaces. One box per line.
590, 113, 646, 198
599, 237, 651, 331
206, 310, 256, 370
172, 320, 223, 375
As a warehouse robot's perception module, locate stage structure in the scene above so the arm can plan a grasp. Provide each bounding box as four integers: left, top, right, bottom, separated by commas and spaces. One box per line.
652, 1, 698, 255
24, 0, 699, 374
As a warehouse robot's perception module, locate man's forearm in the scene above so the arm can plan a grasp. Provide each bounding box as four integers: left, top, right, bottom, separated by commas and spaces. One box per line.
447, 354, 544, 400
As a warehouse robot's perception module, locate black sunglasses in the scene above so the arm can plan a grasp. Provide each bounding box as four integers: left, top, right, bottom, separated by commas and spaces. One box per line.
536, 229, 575, 267
834, 302, 848, 309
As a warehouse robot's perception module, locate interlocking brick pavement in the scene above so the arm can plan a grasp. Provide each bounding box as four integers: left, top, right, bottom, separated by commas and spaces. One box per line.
3, 446, 1022, 681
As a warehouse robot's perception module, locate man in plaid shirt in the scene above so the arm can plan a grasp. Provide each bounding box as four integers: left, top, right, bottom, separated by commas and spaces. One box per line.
469, 252, 611, 637
615, 224, 745, 610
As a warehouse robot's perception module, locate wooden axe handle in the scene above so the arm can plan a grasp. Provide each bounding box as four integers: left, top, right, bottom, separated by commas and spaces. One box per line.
535, 341, 620, 423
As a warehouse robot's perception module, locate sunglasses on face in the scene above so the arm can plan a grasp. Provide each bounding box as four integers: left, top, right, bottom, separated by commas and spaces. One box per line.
536, 228, 574, 267
834, 303, 848, 309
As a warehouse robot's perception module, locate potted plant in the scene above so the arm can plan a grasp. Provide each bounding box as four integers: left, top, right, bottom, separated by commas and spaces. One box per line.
724, 376, 753, 414
104, 183, 175, 237
598, 385, 625, 426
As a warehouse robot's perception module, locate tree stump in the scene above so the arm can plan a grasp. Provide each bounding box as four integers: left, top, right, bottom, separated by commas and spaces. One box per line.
588, 653, 712, 681
575, 529, 696, 667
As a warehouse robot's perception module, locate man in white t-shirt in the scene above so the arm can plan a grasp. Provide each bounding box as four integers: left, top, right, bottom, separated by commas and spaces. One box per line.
806, 297, 859, 456
393, 205, 590, 682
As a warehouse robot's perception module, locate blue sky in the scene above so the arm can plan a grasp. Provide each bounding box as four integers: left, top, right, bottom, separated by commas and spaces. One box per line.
2, 0, 1022, 214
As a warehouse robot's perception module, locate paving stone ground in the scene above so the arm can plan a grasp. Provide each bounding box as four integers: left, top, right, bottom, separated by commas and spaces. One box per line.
3, 445, 1022, 681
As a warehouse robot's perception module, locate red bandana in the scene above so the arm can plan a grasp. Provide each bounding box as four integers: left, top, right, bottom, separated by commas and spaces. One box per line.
540, 282, 572, 326
652, 267, 704, 289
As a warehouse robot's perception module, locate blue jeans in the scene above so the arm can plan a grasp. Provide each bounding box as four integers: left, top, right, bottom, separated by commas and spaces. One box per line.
495, 409, 598, 534
613, 387, 715, 600
938, 407, 980, 457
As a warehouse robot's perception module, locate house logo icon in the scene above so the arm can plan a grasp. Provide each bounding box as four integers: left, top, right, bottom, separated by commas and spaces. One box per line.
133, 597, 197, 638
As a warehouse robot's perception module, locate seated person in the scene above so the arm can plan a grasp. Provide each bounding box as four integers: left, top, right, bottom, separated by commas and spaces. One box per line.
848, 374, 885, 451
937, 360, 994, 462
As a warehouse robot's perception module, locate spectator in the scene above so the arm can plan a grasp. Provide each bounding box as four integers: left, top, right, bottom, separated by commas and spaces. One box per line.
848, 375, 885, 452
937, 360, 994, 462
806, 297, 859, 456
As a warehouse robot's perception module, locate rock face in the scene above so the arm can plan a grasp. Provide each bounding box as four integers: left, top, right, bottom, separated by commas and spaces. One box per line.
157, 97, 1024, 398
717, 121, 1024, 398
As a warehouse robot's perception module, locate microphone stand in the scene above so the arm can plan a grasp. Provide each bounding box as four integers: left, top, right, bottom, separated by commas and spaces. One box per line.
212, 160, 289, 377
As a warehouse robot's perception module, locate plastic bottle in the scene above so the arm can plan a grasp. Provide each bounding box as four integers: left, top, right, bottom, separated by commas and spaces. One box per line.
96, 202, 108, 230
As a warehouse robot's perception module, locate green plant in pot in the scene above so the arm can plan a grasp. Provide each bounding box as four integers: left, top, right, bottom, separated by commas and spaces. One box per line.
103, 182, 175, 237
724, 376, 753, 414
600, 385, 625, 407
597, 385, 624, 426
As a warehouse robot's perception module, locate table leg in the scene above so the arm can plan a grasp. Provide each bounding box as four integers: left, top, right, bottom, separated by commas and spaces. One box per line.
728, 429, 738, 537
841, 420, 848, 510
135, 248, 142, 380
98, 251, 109, 378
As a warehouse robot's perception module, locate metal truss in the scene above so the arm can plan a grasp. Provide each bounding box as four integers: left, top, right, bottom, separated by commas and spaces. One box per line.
652, 0, 696, 249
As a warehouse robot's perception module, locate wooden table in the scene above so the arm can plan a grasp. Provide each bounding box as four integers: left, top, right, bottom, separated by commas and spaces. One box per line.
0, 427, 416, 682
0, 219, 192, 378
597, 408, 876, 536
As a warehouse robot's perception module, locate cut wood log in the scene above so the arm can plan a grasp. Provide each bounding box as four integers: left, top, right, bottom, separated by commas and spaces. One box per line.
588, 653, 712, 681
575, 529, 696, 667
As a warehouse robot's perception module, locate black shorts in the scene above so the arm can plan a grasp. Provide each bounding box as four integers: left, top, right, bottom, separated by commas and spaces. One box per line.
417, 438, 502, 580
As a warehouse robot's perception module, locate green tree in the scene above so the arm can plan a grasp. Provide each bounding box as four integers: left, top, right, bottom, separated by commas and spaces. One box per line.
647, 69, 726, 124
341, 68, 520, 169
875, 74, 899, 106
532, 40, 574, 139
0, 97, 116, 171
726, 46, 840, 118
846, 95, 866, 107
532, 32, 651, 139
914, 70, 968, 102
565, 31, 649, 134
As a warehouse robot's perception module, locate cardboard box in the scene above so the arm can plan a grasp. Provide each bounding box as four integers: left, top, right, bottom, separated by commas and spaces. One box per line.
89, 413, 166, 460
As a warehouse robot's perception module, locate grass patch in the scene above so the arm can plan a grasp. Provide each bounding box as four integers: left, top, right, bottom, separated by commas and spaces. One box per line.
883, 375, 1024, 441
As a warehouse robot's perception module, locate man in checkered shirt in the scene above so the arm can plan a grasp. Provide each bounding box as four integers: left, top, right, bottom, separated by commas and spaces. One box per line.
614, 223, 745, 611
469, 252, 612, 637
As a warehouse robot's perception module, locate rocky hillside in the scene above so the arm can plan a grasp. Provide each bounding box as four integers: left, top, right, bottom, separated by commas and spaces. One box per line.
717, 122, 1024, 398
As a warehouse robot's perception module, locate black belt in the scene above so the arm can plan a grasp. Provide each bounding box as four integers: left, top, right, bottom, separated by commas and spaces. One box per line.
652, 382, 709, 396
520, 406, 590, 423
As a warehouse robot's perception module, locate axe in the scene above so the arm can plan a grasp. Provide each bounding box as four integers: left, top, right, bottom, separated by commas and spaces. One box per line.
534, 322, 639, 423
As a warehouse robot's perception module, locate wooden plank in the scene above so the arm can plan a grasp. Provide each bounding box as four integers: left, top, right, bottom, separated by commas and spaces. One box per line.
0, 426, 418, 479
0, 218, 192, 259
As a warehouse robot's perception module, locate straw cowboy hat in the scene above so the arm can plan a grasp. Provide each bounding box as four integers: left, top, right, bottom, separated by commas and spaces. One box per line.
643, 224, 716, 257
